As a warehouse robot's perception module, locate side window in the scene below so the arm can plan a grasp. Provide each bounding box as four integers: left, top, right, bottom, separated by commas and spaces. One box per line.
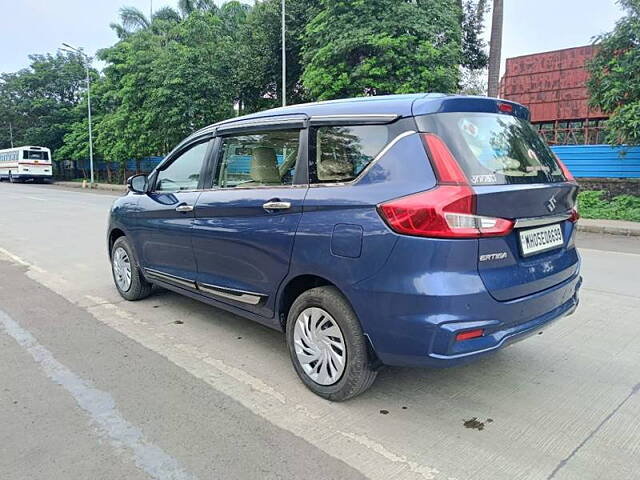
155, 141, 209, 192
313, 125, 390, 183
214, 130, 300, 188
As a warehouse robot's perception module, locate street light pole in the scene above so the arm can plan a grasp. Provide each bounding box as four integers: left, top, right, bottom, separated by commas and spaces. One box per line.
281, 0, 286, 107
61, 43, 94, 185
8, 121, 13, 148
85, 59, 94, 185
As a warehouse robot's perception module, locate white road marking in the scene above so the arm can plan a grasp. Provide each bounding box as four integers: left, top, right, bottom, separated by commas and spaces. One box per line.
339, 431, 441, 480
0, 308, 198, 480
0, 246, 45, 273
0, 247, 446, 480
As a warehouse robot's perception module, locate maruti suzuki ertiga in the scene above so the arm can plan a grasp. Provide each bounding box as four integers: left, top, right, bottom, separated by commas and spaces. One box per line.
108, 94, 581, 400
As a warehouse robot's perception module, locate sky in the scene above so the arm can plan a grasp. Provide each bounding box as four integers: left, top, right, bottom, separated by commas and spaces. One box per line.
0, 0, 627, 75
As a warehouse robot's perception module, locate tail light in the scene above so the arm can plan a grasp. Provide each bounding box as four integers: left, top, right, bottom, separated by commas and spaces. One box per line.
568, 208, 580, 223
377, 134, 514, 239
554, 154, 576, 182
497, 102, 514, 114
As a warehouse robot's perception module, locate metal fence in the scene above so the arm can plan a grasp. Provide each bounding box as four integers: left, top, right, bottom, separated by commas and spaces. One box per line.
54, 157, 164, 183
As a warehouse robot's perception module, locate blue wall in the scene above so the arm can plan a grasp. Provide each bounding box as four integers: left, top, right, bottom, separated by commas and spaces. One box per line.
70, 147, 640, 179
551, 145, 640, 179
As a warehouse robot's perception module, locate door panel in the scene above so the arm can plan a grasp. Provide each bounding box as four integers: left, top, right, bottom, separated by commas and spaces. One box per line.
192, 129, 305, 317
193, 187, 306, 316
133, 139, 211, 284
135, 191, 202, 282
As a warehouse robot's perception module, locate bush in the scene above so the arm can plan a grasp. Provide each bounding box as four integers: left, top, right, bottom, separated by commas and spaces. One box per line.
578, 190, 640, 222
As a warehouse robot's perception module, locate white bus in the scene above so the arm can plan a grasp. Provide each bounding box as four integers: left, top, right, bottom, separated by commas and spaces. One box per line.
0, 146, 53, 183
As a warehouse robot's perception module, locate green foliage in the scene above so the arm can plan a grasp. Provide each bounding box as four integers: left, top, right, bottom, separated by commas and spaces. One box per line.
588, 0, 640, 145
2, 0, 489, 165
235, 0, 319, 111
95, 11, 236, 161
578, 190, 640, 222
302, 0, 462, 100
460, 0, 489, 70
0, 52, 93, 151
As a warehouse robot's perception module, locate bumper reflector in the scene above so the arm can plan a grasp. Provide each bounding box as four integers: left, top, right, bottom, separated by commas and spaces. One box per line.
455, 329, 484, 341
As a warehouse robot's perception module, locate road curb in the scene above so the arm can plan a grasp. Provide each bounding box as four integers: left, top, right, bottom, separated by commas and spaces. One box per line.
53, 181, 127, 193
577, 223, 640, 237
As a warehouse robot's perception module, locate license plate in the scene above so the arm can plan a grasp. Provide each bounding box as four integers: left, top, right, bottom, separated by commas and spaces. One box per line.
519, 224, 564, 257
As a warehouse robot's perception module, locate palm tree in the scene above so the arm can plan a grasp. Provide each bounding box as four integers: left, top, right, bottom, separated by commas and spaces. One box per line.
110, 1, 217, 39
487, 0, 503, 97
110, 6, 151, 38
178, 0, 217, 17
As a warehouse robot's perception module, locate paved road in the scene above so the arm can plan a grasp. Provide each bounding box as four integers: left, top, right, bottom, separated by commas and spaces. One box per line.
1, 182, 639, 480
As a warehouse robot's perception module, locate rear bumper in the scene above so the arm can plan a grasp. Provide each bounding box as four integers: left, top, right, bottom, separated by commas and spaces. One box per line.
348, 238, 582, 368
425, 278, 580, 366
1, 173, 51, 180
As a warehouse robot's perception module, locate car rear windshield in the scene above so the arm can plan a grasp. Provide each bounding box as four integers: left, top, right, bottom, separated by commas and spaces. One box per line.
416, 113, 565, 185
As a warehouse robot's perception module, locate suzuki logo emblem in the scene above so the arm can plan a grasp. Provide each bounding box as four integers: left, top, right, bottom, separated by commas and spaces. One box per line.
546, 194, 558, 212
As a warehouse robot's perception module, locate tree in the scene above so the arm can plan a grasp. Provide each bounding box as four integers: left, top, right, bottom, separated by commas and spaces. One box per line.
0, 52, 93, 151
588, 0, 640, 145
109, 2, 217, 39
487, 0, 503, 97
94, 11, 236, 161
2, 0, 492, 166
459, 0, 489, 95
302, 0, 462, 100
234, 0, 320, 112
461, 0, 489, 71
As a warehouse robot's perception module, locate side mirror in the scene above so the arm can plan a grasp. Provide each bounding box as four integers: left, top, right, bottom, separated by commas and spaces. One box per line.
127, 174, 148, 193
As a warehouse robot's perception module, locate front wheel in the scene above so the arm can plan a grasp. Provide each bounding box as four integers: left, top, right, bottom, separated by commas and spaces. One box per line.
111, 236, 153, 301
286, 286, 377, 401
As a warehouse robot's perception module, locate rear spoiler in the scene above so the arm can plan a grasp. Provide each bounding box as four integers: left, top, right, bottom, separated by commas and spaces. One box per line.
412, 96, 530, 121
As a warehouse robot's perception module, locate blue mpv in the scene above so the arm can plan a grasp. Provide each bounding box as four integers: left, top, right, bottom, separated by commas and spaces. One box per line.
108, 94, 582, 400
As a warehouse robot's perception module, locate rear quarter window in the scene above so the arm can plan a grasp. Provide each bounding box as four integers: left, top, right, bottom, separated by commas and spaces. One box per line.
416, 113, 565, 185
311, 125, 390, 183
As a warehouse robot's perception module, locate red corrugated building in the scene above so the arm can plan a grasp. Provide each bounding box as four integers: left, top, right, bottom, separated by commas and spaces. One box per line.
499, 45, 608, 145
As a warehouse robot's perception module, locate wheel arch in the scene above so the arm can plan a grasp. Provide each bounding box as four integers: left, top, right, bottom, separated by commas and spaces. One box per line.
108, 227, 127, 259
276, 274, 380, 367
277, 274, 334, 330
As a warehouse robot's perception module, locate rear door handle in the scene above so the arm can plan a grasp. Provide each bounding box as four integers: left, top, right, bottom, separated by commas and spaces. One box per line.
175, 204, 194, 213
262, 201, 291, 211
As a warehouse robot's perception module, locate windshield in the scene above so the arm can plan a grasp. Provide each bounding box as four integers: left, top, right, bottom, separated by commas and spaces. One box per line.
416, 113, 565, 185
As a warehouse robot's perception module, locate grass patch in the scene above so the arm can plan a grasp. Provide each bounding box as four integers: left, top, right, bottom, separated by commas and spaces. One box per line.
578, 190, 640, 222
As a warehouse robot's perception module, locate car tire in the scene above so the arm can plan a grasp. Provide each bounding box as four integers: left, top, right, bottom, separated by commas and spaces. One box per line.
111, 236, 153, 301
286, 286, 377, 401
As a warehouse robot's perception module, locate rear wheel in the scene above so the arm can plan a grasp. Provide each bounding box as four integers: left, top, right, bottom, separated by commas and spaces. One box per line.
111, 236, 152, 301
286, 286, 377, 401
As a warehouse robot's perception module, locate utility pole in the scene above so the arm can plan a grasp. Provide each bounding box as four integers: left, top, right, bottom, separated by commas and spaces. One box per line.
487, 0, 504, 97
281, 0, 286, 106
150, 0, 153, 22
8, 122, 13, 148
61, 43, 94, 185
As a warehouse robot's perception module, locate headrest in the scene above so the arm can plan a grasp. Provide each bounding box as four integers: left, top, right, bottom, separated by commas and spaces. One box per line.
250, 147, 281, 183
318, 157, 354, 181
